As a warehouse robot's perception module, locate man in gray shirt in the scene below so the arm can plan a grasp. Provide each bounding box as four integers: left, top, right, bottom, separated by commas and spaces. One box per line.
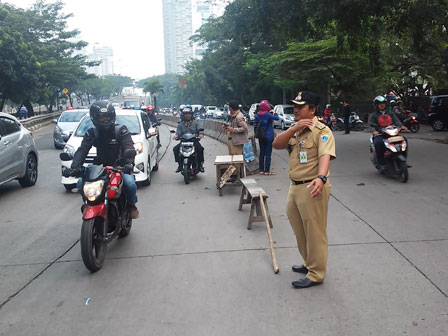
173, 106, 205, 172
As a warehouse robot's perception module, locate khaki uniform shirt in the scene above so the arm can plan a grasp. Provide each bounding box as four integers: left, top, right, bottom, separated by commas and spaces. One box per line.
288, 117, 336, 181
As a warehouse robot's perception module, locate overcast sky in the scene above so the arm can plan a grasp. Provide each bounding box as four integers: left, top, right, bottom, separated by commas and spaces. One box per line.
8, 0, 165, 80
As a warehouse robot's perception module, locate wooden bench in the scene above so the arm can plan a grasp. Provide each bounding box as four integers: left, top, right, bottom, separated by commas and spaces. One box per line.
238, 178, 273, 230
214, 155, 246, 196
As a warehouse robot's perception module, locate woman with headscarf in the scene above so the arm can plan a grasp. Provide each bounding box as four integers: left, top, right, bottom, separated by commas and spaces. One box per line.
254, 99, 279, 175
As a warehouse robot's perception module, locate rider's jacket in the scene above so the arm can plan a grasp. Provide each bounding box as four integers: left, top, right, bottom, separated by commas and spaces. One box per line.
71, 125, 135, 169
368, 109, 402, 132
175, 120, 203, 138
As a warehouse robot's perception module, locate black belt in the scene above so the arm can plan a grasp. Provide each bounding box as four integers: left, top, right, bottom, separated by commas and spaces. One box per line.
291, 179, 314, 185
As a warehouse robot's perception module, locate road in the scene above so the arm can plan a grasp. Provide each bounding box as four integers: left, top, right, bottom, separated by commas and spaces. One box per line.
0, 123, 447, 335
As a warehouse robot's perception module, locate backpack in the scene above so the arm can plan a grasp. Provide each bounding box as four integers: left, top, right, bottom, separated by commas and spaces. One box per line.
254, 115, 267, 140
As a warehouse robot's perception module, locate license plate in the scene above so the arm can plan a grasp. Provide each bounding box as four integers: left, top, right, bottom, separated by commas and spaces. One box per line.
388, 136, 404, 142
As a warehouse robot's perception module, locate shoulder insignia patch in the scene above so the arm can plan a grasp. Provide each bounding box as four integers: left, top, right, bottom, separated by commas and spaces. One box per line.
315, 122, 326, 130
321, 135, 329, 142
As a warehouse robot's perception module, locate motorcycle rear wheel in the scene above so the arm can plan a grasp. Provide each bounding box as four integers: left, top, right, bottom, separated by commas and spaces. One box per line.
183, 165, 190, 184
355, 122, 365, 131
81, 217, 107, 272
118, 210, 132, 238
400, 161, 409, 183
410, 123, 419, 133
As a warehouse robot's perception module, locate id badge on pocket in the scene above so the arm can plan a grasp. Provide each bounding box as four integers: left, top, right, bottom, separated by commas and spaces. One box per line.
299, 151, 308, 163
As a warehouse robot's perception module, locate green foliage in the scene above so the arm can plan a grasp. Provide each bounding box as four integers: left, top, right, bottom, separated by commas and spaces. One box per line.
0, 1, 91, 110
183, 0, 448, 106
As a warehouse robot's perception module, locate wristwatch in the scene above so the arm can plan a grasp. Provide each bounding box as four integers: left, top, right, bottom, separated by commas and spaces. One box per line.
317, 175, 327, 184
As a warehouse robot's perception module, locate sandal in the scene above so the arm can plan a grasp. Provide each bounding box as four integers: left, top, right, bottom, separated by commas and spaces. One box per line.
266, 172, 276, 176
259, 171, 265, 175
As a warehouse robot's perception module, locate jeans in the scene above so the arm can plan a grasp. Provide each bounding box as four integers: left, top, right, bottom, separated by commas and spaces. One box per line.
77, 173, 138, 205
259, 138, 273, 172
373, 136, 386, 166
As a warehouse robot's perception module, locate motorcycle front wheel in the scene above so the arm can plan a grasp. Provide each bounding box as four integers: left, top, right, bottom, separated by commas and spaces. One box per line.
410, 123, 419, 133
81, 217, 107, 272
183, 165, 190, 184
400, 161, 409, 183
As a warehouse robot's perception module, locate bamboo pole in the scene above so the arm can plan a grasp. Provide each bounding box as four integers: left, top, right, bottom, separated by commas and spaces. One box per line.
259, 192, 279, 274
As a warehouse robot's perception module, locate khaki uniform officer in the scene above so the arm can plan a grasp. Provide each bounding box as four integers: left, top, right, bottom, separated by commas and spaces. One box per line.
273, 91, 336, 289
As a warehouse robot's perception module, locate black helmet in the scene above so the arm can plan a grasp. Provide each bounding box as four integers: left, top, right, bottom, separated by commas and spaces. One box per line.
90, 100, 116, 130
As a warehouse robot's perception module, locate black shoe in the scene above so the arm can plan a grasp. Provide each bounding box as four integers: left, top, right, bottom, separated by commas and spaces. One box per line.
199, 163, 205, 173
292, 277, 322, 289
175, 165, 182, 173
292, 265, 308, 274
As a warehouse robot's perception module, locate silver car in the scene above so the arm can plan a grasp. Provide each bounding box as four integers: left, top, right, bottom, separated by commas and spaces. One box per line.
273, 104, 295, 129
53, 109, 89, 149
0, 112, 38, 187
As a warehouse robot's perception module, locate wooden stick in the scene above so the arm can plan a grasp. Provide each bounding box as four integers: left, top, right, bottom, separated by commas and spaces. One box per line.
259, 192, 279, 274
218, 165, 236, 188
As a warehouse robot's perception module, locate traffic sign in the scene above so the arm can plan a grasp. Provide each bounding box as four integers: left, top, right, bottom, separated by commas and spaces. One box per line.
62, 88, 69, 95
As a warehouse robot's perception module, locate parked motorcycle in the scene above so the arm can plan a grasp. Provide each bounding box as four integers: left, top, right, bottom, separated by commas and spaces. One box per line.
370, 126, 409, 183
60, 149, 137, 271
335, 111, 364, 131
400, 110, 420, 133
170, 130, 203, 184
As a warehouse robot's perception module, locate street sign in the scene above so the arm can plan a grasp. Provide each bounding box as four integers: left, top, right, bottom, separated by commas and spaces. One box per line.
62, 88, 69, 95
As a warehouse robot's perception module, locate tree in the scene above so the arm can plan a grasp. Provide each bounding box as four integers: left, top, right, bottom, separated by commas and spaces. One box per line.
143, 79, 164, 111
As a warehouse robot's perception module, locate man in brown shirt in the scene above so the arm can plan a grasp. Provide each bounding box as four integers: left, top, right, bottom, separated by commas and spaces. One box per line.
223, 100, 248, 155
273, 91, 336, 288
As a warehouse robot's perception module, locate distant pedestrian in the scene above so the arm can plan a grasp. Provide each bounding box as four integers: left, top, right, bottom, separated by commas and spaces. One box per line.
273, 91, 336, 289
222, 100, 248, 155
342, 100, 350, 134
254, 99, 279, 175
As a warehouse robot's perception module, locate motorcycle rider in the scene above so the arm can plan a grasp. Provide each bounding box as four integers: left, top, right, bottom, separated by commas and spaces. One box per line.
173, 105, 205, 173
67, 100, 140, 219
368, 95, 407, 171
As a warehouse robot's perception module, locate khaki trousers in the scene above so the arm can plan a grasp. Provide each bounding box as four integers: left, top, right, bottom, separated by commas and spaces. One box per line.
228, 141, 244, 155
286, 182, 331, 282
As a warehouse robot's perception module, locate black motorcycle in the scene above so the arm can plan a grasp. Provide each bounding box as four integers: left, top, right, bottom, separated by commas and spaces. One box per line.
171, 130, 203, 184
370, 126, 409, 183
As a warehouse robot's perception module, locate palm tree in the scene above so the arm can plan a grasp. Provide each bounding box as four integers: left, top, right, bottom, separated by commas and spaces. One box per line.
143, 79, 164, 111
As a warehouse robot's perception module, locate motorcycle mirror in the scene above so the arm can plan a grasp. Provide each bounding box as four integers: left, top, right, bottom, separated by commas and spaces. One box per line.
169, 129, 176, 133
60, 152, 73, 161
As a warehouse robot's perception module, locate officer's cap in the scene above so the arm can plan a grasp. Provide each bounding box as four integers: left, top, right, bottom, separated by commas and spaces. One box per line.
291, 91, 320, 106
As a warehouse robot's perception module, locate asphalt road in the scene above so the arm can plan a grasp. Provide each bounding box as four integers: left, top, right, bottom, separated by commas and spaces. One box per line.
0, 123, 447, 335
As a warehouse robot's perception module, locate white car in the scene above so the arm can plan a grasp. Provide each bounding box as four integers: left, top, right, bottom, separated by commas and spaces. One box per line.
52, 109, 89, 149
273, 105, 295, 129
206, 106, 217, 118
0, 112, 39, 187
213, 107, 224, 119
61, 109, 159, 191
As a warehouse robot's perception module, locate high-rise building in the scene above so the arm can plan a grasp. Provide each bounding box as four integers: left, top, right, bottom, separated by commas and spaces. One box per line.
192, 0, 212, 59
87, 46, 114, 77
162, 0, 194, 74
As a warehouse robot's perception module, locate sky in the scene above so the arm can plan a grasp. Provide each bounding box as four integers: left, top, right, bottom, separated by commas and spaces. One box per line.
7, 0, 166, 80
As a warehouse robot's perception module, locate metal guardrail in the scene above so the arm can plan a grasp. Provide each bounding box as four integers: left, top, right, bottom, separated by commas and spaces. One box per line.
20, 112, 61, 130
159, 114, 258, 155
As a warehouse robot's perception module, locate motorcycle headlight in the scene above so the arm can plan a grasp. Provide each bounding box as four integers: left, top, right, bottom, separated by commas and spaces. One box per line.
63, 144, 75, 156
134, 142, 144, 154
83, 180, 105, 202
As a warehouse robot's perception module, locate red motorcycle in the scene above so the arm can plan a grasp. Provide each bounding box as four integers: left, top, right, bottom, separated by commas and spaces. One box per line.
61, 149, 136, 271
402, 110, 420, 133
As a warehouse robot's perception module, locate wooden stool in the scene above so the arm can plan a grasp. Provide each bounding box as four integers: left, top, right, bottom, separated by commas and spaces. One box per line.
238, 178, 272, 230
